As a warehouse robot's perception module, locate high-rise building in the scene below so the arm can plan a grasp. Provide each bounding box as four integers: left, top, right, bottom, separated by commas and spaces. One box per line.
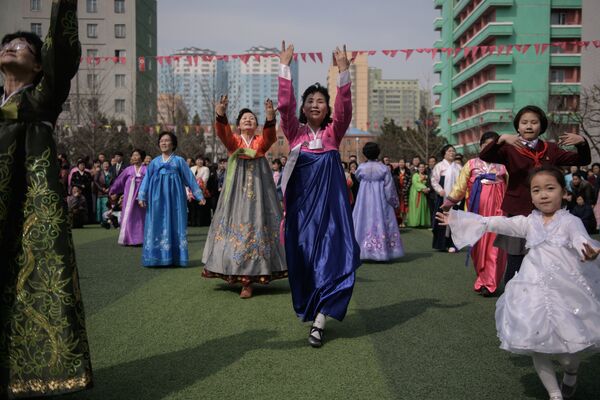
227, 46, 299, 124
327, 53, 369, 131
158, 47, 227, 125
432, 0, 596, 151
368, 67, 423, 130
159, 46, 298, 125
0, 0, 158, 125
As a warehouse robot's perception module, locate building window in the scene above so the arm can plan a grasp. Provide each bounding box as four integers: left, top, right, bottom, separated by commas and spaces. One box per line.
114, 24, 126, 38
86, 0, 97, 13
30, 23, 42, 37
87, 24, 98, 38
550, 69, 565, 82
63, 100, 71, 112
115, 99, 125, 113
87, 48, 98, 58
115, 74, 126, 88
30, 0, 41, 11
551, 11, 567, 25
87, 74, 98, 89
114, 0, 125, 13
115, 49, 126, 62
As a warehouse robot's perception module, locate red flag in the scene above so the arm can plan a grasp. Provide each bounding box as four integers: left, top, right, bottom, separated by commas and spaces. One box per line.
416, 48, 425, 53
453, 47, 462, 57
138, 56, 145, 72
497, 45, 505, 54
488, 45, 496, 54
316, 52, 323, 62
157, 56, 164, 65
186, 55, 193, 65
463, 47, 472, 58
594, 40, 600, 48
253, 54, 261, 61
444, 47, 453, 57
430, 48, 438, 59
165, 56, 172, 65
368, 50, 376, 56
480, 46, 489, 56
292, 53, 298, 61
518, 44, 531, 54
193, 55, 199, 66
382, 50, 391, 56
301, 53, 307, 62
505, 45, 513, 55
223, 55, 229, 62
401, 49, 414, 60
351, 51, 358, 59
239, 54, 250, 64
309, 52, 316, 62
577, 41, 591, 49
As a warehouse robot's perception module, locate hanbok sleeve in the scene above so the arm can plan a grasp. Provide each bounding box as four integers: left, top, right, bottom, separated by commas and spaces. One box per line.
448, 163, 471, 203
32, 0, 81, 109
430, 164, 443, 195
332, 71, 353, 144
384, 168, 400, 209
178, 158, 204, 201
216, 115, 242, 153
411, 173, 427, 191
259, 118, 277, 152
109, 167, 129, 195
568, 215, 600, 256
448, 210, 528, 250
277, 64, 300, 142
138, 162, 153, 202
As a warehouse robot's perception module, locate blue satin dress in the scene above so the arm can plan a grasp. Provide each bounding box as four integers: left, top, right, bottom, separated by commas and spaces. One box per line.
138, 154, 203, 267
284, 150, 361, 322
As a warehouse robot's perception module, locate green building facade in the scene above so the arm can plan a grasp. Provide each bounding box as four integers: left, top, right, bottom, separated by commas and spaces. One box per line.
433, 0, 582, 151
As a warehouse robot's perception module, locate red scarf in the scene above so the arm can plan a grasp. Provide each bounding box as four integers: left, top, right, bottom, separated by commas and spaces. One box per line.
515, 141, 548, 167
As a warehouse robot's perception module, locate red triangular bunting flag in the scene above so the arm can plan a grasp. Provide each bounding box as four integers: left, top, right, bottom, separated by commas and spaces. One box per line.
309, 52, 316, 62
497, 45, 505, 55
157, 56, 163, 65
444, 48, 453, 56
534, 43, 542, 55
351, 51, 358, 59
454, 47, 462, 57
463, 47, 472, 58
368, 50, 376, 56
239, 54, 250, 64
186, 55, 193, 65
480, 46, 489, 56
165, 56, 172, 65
292, 54, 298, 61
593, 40, 600, 48
401, 49, 414, 60
316, 52, 323, 62
193, 55, 199, 66
430, 48, 438, 59
505, 45, 513, 55
471, 46, 479, 57
416, 48, 425, 53
520, 44, 531, 54
301, 53, 307, 62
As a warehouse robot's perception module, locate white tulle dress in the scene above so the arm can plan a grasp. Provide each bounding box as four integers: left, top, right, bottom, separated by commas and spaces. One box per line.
449, 209, 600, 355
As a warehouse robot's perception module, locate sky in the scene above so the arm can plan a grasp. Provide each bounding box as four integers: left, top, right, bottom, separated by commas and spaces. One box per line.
157, 0, 440, 91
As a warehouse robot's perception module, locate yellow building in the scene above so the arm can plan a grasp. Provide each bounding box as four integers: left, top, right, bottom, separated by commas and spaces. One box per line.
327, 53, 369, 131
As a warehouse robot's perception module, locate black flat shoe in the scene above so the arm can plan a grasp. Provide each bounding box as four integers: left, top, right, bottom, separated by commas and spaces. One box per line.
561, 371, 578, 399
480, 287, 493, 297
308, 326, 324, 348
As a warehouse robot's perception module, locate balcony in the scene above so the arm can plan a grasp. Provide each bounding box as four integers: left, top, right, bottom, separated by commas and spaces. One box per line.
453, 0, 514, 40
549, 82, 580, 95
434, 39, 443, 49
454, 22, 514, 64
451, 80, 512, 111
433, 61, 444, 73
550, 53, 581, 67
551, 0, 582, 8
434, 0, 444, 10
453, 0, 470, 16
432, 83, 444, 95
434, 17, 443, 31
550, 25, 582, 38
451, 109, 512, 133
433, 104, 442, 115
452, 53, 513, 88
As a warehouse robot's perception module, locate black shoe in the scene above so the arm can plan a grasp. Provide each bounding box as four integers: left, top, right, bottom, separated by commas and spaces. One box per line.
308, 326, 324, 348
480, 287, 492, 297
101, 222, 110, 229
560, 372, 577, 399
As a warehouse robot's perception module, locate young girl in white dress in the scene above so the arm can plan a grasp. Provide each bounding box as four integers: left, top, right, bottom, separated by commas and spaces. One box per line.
438, 166, 600, 400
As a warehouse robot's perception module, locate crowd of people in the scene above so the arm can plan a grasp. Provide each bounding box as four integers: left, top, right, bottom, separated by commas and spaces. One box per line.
1, 2, 600, 399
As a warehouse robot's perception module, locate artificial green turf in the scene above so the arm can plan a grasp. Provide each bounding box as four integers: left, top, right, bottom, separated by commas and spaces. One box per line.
59, 226, 600, 400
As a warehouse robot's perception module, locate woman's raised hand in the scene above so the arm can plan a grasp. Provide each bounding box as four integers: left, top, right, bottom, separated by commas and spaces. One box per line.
216, 95, 228, 117
265, 98, 275, 121
280, 40, 294, 66
334, 45, 350, 72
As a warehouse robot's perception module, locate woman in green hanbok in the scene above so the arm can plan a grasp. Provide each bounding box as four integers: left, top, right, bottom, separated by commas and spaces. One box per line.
406, 162, 431, 227
0, 1, 92, 397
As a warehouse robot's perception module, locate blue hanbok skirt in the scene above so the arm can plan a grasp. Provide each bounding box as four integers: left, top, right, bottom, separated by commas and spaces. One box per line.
284, 151, 361, 322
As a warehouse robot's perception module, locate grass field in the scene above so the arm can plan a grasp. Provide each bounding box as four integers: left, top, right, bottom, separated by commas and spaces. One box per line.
58, 226, 600, 400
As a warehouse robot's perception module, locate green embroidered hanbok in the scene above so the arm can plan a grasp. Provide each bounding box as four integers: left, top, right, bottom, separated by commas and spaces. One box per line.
0, 0, 92, 397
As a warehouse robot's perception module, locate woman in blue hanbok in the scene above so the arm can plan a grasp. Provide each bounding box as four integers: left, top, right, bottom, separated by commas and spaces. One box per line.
278, 41, 361, 348
138, 132, 205, 267
353, 143, 404, 261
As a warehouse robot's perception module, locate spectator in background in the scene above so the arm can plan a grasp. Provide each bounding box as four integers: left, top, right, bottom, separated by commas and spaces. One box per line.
382, 156, 390, 167
68, 185, 88, 229
70, 159, 94, 223
454, 153, 463, 167
410, 155, 421, 173
272, 158, 283, 202
94, 160, 113, 224
280, 155, 287, 171
110, 151, 127, 178
567, 173, 595, 209
97, 152, 106, 164
571, 194, 597, 234
101, 194, 121, 229
565, 166, 580, 192
349, 160, 360, 202
143, 154, 152, 166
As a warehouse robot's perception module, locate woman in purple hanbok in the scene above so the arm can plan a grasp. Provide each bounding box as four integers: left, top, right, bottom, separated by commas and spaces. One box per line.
109, 149, 147, 246
352, 143, 404, 261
